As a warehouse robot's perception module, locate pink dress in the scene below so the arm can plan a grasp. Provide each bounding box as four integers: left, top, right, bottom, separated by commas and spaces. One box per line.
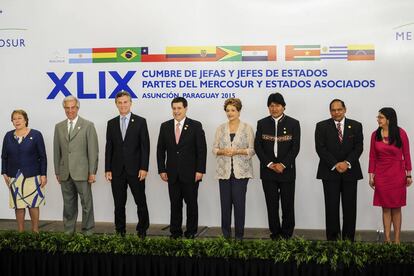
368, 128, 412, 208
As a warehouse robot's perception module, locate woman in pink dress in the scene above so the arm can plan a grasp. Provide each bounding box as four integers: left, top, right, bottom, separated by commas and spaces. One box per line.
368, 107, 412, 243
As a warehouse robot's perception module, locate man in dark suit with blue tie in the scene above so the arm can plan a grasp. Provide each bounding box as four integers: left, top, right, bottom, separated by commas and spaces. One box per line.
315, 99, 363, 241
254, 93, 300, 240
105, 91, 150, 237
157, 97, 207, 239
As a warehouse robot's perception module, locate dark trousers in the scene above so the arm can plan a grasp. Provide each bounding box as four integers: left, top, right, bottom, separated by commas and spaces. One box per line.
219, 177, 248, 239
168, 177, 199, 237
322, 179, 357, 241
111, 170, 149, 234
262, 180, 295, 239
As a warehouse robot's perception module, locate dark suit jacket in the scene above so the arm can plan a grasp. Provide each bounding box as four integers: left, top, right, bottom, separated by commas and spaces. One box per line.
1, 129, 47, 178
156, 118, 207, 184
315, 118, 363, 181
254, 114, 300, 182
105, 113, 150, 176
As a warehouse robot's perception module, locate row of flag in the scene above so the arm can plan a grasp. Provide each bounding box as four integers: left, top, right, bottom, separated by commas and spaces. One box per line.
68, 46, 276, 63
68, 45, 374, 64
286, 45, 375, 61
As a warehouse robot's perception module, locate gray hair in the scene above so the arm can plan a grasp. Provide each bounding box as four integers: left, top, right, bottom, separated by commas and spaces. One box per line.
62, 95, 80, 108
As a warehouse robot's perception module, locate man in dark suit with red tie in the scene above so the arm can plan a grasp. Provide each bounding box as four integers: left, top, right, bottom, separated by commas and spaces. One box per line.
157, 97, 207, 239
315, 99, 363, 241
105, 91, 150, 237
254, 93, 301, 240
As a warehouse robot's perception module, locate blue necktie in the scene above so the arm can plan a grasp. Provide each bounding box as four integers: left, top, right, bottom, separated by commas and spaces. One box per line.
121, 116, 127, 140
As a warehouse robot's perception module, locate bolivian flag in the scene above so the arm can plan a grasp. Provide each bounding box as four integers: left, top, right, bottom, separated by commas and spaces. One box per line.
92, 48, 117, 63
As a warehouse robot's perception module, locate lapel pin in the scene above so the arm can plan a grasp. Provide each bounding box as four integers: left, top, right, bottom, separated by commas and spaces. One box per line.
283, 131, 287, 134
131, 118, 134, 122
348, 125, 351, 128
29, 137, 33, 140
77, 126, 81, 129
184, 124, 189, 130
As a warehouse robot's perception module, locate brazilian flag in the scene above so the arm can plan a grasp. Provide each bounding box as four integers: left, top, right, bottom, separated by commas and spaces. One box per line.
117, 47, 141, 62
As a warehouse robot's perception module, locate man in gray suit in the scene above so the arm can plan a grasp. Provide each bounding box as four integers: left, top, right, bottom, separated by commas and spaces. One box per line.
54, 95, 99, 234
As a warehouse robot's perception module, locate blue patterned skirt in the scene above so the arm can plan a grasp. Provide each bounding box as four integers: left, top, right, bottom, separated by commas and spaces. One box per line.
9, 170, 45, 209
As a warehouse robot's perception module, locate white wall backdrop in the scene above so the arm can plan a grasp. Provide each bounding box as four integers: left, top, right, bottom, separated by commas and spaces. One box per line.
0, 0, 413, 230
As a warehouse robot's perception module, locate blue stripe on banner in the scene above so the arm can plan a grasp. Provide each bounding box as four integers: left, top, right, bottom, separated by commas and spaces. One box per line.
69, 58, 93, 64
320, 54, 347, 56
320, 56, 348, 59
69, 48, 92, 54
328, 50, 348, 53
242, 56, 268, 61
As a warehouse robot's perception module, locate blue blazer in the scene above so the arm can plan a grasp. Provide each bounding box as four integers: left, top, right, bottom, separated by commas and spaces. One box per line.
1, 129, 47, 178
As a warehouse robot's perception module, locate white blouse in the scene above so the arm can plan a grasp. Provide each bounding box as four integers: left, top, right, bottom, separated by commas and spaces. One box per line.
212, 121, 255, 179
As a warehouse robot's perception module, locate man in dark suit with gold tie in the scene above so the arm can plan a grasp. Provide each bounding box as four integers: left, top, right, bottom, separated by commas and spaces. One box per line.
157, 97, 207, 239
315, 99, 363, 241
105, 91, 150, 237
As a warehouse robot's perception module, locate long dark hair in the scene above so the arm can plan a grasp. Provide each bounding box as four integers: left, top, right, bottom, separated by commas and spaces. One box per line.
375, 107, 401, 148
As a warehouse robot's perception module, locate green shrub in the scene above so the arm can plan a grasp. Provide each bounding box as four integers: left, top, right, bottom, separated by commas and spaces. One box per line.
0, 231, 413, 270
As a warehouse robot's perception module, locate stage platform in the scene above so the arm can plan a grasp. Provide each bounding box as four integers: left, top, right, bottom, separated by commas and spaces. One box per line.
1, 219, 413, 242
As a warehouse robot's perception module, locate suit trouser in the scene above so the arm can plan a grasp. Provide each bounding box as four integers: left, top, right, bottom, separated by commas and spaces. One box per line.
168, 177, 199, 237
111, 170, 149, 234
219, 177, 248, 239
322, 179, 357, 241
60, 176, 95, 234
262, 180, 295, 239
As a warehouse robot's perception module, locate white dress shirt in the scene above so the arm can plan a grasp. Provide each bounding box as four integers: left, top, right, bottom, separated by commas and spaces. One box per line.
267, 114, 283, 168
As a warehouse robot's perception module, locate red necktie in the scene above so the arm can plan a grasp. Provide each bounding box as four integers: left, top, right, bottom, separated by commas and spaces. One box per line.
175, 122, 181, 144
337, 122, 343, 143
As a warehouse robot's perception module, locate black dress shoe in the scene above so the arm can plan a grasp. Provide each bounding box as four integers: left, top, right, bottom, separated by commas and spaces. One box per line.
270, 234, 281, 241
137, 231, 147, 239
169, 234, 182, 239
184, 234, 195, 239
117, 231, 126, 237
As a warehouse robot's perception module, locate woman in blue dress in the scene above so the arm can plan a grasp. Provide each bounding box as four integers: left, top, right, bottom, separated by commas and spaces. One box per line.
1, 109, 47, 232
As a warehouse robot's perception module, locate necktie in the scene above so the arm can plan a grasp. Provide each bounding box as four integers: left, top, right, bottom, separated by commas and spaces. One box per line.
121, 116, 127, 140
175, 122, 181, 144
68, 121, 73, 139
337, 122, 343, 143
